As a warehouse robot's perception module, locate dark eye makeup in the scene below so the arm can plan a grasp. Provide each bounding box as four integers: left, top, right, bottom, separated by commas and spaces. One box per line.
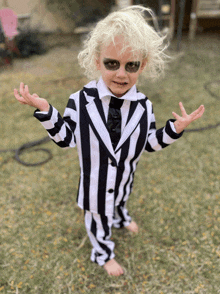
103, 58, 140, 73
103, 59, 120, 71
125, 61, 141, 73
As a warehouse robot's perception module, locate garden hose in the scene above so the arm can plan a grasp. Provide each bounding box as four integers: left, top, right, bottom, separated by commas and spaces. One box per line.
0, 136, 52, 166
14, 136, 52, 166
185, 80, 220, 132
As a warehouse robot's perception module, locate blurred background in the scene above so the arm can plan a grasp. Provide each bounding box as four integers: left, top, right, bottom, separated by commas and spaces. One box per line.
0, 0, 219, 34
0, 0, 219, 61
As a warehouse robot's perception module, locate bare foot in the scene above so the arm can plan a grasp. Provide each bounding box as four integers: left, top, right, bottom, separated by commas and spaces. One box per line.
125, 221, 139, 233
103, 259, 124, 276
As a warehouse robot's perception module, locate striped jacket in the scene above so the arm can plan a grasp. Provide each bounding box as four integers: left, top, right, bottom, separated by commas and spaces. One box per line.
34, 80, 183, 216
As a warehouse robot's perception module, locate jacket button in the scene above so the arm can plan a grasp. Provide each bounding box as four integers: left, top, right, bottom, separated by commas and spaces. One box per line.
108, 189, 114, 193
111, 162, 116, 167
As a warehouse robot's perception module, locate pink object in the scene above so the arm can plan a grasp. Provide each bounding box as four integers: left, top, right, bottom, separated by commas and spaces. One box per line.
0, 8, 18, 39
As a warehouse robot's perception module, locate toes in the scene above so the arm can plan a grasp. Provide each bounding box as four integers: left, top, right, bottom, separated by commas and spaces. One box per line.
125, 221, 139, 233
103, 259, 124, 276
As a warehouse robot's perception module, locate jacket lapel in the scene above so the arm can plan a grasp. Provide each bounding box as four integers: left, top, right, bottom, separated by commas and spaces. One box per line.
115, 101, 145, 152
82, 87, 146, 161
83, 90, 116, 163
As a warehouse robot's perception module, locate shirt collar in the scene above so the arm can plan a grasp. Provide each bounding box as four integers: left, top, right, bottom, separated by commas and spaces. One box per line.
97, 77, 138, 101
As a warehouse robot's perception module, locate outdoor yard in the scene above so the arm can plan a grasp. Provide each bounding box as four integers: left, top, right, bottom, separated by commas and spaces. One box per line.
0, 31, 220, 293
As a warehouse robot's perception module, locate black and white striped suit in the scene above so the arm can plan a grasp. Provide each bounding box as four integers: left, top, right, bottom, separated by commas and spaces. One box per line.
34, 79, 182, 216
34, 78, 183, 265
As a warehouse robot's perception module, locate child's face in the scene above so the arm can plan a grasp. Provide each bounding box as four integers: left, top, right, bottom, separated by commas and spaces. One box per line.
96, 37, 147, 97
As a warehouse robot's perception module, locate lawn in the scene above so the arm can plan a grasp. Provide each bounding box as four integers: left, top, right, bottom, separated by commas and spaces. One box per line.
0, 32, 220, 294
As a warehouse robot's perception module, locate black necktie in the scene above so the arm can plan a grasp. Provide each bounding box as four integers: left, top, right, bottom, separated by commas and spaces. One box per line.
107, 97, 124, 150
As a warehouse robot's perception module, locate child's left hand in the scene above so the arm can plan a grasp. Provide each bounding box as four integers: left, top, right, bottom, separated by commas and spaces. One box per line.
172, 102, 205, 134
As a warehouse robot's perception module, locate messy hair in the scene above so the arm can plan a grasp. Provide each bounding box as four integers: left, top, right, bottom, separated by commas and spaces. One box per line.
78, 5, 170, 80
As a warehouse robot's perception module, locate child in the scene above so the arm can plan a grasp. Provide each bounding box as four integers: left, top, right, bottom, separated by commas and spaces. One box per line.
14, 6, 204, 276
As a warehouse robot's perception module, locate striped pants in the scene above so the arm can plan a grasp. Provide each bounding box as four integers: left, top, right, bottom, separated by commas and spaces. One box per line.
84, 204, 132, 266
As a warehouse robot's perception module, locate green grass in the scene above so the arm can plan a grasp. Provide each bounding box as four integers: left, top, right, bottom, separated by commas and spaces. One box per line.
1, 32, 220, 293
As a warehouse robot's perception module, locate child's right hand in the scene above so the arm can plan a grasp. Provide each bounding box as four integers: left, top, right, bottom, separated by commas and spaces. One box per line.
14, 82, 50, 112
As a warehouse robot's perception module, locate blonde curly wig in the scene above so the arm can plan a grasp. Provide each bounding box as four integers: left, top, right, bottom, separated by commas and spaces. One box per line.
78, 5, 169, 80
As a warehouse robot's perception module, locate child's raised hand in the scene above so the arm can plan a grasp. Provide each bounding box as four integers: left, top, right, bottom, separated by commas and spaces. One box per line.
14, 82, 50, 112
173, 102, 205, 134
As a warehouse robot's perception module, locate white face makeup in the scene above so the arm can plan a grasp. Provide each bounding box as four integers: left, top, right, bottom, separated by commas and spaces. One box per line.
96, 37, 147, 97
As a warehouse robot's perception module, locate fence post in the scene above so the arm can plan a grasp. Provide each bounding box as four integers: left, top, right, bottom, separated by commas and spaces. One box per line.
116, 0, 133, 9
189, 0, 199, 40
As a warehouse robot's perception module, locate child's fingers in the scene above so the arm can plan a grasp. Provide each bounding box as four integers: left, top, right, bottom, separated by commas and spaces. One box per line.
173, 102, 187, 120
196, 105, 205, 115
18, 82, 29, 102
190, 105, 205, 121
24, 85, 32, 100
19, 82, 25, 96
14, 88, 25, 102
191, 105, 203, 115
21, 84, 37, 106
24, 84, 29, 95
14, 88, 18, 96
179, 102, 187, 116
19, 83, 30, 100
198, 105, 205, 116
172, 111, 180, 120
14, 83, 34, 107
14, 91, 28, 105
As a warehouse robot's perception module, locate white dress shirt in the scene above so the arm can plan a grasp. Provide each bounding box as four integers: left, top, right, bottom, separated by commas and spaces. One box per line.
97, 77, 140, 132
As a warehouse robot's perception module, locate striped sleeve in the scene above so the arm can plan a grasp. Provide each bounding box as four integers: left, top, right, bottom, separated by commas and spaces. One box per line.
145, 107, 184, 152
34, 95, 77, 148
